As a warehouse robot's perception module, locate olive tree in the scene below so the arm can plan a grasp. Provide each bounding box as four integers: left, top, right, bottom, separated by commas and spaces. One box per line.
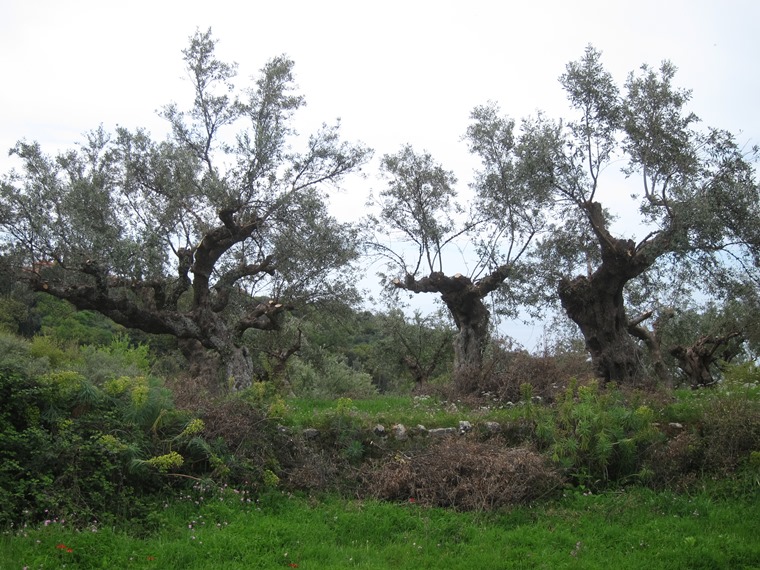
528, 46, 759, 382
367, 106, 552, 390
0, 29, 371, 389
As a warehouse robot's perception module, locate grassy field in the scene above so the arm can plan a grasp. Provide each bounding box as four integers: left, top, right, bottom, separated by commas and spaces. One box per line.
3, 483, 759, 570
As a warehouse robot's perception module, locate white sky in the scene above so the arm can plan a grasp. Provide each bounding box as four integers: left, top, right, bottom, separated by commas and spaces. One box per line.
2, 0, 759, 347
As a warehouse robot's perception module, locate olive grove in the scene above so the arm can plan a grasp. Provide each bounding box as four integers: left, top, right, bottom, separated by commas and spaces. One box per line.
2, 38, 758, 391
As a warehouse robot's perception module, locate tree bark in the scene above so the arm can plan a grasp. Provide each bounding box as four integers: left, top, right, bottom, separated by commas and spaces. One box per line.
559, 272, 642, 382
627, 309, 675, 387
558, 201, 669, 383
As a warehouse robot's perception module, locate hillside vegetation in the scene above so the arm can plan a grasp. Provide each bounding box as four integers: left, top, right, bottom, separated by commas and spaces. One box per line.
0, 292, 760, 568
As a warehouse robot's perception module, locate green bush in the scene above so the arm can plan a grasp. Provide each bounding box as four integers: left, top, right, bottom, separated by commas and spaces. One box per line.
287, 351, 377, 399
36, 294, 122, 346
0, 330, 50, 378
73, 334, 153, 384
0, 333, 251, 528
29, 335, 73, 368
0, 294, 38, 335
532, 380, 663, 488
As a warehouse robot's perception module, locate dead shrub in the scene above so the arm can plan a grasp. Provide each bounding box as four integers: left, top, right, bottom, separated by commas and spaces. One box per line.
165, 372, 218, 411
361, 438, 562, 511
285, 447, 357, 494
646, 431, 705, 488
646, 389, 760, 487
197, 397, 297, 486
700, 392, 760, 473
200, 398, 271, 455
480, 347, 595, 403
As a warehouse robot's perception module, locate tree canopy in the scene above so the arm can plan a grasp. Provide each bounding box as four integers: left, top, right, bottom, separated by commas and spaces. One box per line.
0, 29, 371, 389
1, 38, 758, 391
366, 105, 553, 389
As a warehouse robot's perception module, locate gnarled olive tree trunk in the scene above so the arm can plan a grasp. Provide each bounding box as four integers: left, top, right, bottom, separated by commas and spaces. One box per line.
558, 201, 671, 383
395, 272, 502, 393
559, 272, 642, 382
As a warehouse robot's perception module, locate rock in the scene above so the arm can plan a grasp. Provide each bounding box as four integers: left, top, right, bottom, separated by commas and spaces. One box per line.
414, 424, 428, 436
668, 422, 684, 430
428, 427, 457, 438
392, 423, 408, 441
302, 428, 320, 440
483, 421, 501, 434
373, 424, 386, 437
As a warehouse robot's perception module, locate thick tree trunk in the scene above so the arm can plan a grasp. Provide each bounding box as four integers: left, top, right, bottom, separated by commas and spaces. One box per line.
435, 277, 492, 393
191, 307, 256, 391
394, 272, 493, 393
447, 299, 490, 392
178, 339, 254, 392
223, 345, 255, 391
558, 201, 668, 383
559, 273, 642, 383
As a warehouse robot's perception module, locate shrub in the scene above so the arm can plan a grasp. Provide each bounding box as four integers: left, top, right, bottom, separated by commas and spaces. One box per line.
36, 294, 121, 346
699, 385, 760, 474
479, 344, 594, 403
0, 330, 49, 378
287, 352, 377, 399
646, 385, 760, 489
532, 380, 663, 488
362, 439, 562, 510
29, 335, 72, 368
0, 363, 148, 527
0, 294, 39, 336
76, 335, 153, 383
285, 447, 354, 493
194, 396, 289, 487
0, 333, 234, 527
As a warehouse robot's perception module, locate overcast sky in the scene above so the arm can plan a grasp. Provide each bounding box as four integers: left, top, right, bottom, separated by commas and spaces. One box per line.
2, 0, 758, 346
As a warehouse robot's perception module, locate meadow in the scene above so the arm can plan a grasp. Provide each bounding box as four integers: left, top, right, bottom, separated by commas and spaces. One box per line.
3, 482, 759, 569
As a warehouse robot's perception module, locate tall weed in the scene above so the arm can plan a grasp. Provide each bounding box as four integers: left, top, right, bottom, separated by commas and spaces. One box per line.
532, 380, 662, 488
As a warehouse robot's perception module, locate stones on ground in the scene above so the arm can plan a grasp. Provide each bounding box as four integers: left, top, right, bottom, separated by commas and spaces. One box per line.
428, 427, 457, 437
305, 420, 504, 441
392, 423, 408, 441
302, 428, 320, 439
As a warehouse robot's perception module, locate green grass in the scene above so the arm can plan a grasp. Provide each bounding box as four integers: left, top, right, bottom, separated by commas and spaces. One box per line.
3, 485, 758, 569
283, 394, 524, 431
